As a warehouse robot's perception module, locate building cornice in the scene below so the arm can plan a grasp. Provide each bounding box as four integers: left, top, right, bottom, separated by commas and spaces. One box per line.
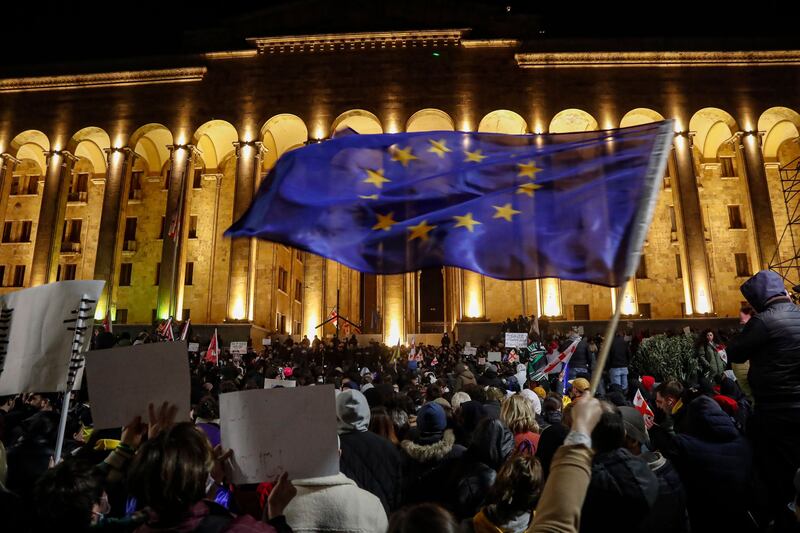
247, 28, 469, 53
461, 39, 520, 48
0, 67, 207, 93
515, 50, 800, 68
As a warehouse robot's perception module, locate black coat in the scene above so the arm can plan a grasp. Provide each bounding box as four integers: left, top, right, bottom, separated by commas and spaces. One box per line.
401, 429, 466, 507
443, 419, 515, 520
639, 452, 690, 533
608, 336, 630, 369
569, 338, 592, 369
339, 429, 404, 514
580, 448, 659, 533
670, 396, 753, 532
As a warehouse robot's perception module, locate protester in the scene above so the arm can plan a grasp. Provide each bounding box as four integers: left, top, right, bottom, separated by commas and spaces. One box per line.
471, 453, 543, 532
500, 394, 541, 455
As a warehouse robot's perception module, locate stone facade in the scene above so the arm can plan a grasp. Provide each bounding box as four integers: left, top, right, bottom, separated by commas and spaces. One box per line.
0, 28, 799, 343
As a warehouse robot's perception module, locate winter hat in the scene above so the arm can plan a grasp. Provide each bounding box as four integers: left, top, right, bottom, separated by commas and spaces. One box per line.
570, 377, 591, 393
336, 389, 371, 434
416, 402, 448, 445
533, 386, 547, 400
451, 391, 471, 411
713, 394, 739, 416
619, 406, 651, 448
283, 367, 293, 378
520, 388, 542, 415
485, 363, 499, 374
641, 376, 655, 392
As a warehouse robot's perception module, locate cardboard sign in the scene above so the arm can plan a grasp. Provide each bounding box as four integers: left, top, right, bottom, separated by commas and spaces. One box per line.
85, 342, 190, 429
262, 338, 271, 346
463, 346, 477, 356
0, 280, 104, 395
504, 332, 528, 349
488, 351, 502, 362
230, 341, 248, 354
264, 378, 297, 389
188, 342, 200, 352
220, 386, 339, 483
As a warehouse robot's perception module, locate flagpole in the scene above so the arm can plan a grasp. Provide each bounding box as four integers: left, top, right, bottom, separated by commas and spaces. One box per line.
589, 283, 625, 394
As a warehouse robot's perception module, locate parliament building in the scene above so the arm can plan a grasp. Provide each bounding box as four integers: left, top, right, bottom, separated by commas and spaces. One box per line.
1, 14, 799, 344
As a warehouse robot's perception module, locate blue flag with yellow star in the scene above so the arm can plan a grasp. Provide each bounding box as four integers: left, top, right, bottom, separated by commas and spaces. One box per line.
226, 121, 674, 286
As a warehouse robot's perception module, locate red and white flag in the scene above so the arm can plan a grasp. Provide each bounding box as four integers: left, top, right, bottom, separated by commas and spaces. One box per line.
103, 308, 113, 333
167, 215, 179, 240
205, 328, 219, 365
541, 339, 580, 374
634, 389, 655, 423
157, 317, 173, 340
328, 308, 339, 328
180, 318, 191, 341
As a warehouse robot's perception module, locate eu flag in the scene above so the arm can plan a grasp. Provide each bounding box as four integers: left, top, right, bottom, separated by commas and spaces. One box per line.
227, 121, 673, 287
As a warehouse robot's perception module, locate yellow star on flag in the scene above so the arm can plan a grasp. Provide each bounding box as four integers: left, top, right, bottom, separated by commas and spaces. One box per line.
464, 149, 487, 163
516, 182, 543, 197
359, 194, 379, 200
428, 139, 452, 158
391, 146, 418, 167
372, 212, 397, 232
517, 160, 542, 179
363, 168, 390, 189
408, 220, 436, 241
453, 212, 482, 232
492, 203, 521, 222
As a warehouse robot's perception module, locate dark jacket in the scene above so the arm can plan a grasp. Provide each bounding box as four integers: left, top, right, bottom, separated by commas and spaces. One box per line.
454, 363, 477, 392
477, 369, 504, 389
401, 429, 466, 507
569, 338, 591, 369
728, 270, 800, 409
339, 430, 404, 514
669, 395, 753, 532
443, 418, 515, 520
639, 452, 690, 533
608, 336, 630, 369
580, 448, 659, 533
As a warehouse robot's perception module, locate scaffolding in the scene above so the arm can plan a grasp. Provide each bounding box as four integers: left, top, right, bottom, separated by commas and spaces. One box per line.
770, 155, 800, 288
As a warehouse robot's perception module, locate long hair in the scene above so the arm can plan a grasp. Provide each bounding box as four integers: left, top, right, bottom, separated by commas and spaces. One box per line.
500, 394, 539, 435
369, 406, 399, 445
485, 453, 543, 524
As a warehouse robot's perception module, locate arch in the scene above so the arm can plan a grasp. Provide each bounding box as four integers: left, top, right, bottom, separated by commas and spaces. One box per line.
192, 120, 238, 169
478, 110, 527, 134
9, 130, 50, 174
67, 126, 111, 173
260, 114, 309, 157
620, 108, 666, 128
759, 107, 800, 161
549, 109, 598, 133
689, 108, 739, 160
406, 108, 455, 132
129, 124, 173, 174
330, 109, 383, 135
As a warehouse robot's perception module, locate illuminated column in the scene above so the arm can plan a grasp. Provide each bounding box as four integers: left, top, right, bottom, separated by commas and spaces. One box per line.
227, 141, 262, 320
673, 133, 713, 314
0, 154, 20, 227
30, 150, 76, 286
461, 270, 485, 319
302, 254, 325, 339
383, 274, 405, 344
610, 279, 638, 316
156, 144, 194, 319
738, 131, 779, 270
93, 147, 134, 318
539, 278, 563, 318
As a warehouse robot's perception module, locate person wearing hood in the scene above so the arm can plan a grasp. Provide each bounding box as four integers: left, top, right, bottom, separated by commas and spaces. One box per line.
454, 362, 478, 392
728, 269, 800, 521
401, 402, 466, 507
478, 364, 504, 389
664, 395, 755, 532
619, 406, 689, 533
579, 402, 659, 533
443, 418, 515, 520
336, 389, 403, 514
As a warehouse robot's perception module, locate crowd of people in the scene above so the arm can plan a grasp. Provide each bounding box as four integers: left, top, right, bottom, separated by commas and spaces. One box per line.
1, 269, 799, 532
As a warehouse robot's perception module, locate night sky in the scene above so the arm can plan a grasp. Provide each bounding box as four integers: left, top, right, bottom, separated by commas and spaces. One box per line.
3, 1, 797, 70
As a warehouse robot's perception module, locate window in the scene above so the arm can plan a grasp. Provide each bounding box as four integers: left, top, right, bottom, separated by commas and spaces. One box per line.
676, 254, 683, 279
278, 267, 288, 292
0, 265, 5, 286
119, 263, 133, 286
573, 304, 590, 321
720, 156, 736, 178
188, 215, 198, 239
668, 206, 677, 232
72, 172, 89, 193
662, 176, 671, 190
57, 263, 77, 281
9, 175, 20, 195
19, 221, 32, 242
294, 321, 301, 334
276, 312, 286, 334
294, 280, 303, 302
193, 168, 203, 189
10, 175, 37, 195
159, 216, 166, 239
129, 171, 143, 200
728, 205, 745, 229
735, 253, 751, 277
185, 262, 194, 286
2, 222, 12, 243
163, 169, 171, 190
296, 251, 303, 263
155, 263, 161, 286
124, 217, 137, 242
639, 303, 652, 319
12, 265, 25, 287
116, 309, 128, 324
62, 219, 82, 243
635, 256, 648, 279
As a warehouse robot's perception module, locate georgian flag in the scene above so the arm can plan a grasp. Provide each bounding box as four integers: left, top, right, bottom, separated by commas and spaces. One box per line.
540, 339, 581, 375
634, 389, 655, 423
205, 328, 219, 364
